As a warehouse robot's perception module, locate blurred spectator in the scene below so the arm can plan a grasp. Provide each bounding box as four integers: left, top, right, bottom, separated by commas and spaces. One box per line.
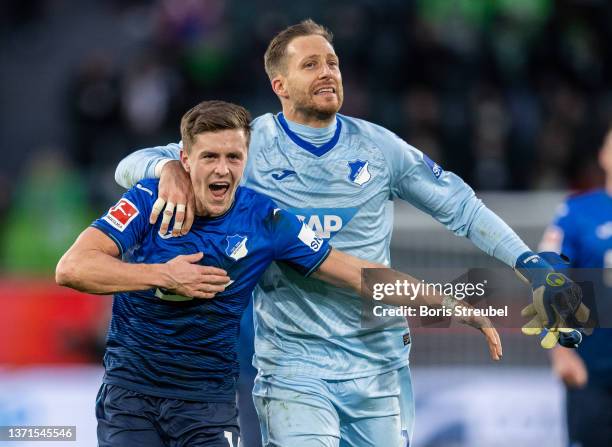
68, 52, 122, 171
2, 1, 611, 266
2, 0, 612, 220
471, 83, 511, 189
120, 53, 183, 138
0, 149, 93, 276
0, 0, 46, 30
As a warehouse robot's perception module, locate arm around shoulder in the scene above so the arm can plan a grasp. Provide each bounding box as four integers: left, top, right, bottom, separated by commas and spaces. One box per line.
114, 143, 181, 189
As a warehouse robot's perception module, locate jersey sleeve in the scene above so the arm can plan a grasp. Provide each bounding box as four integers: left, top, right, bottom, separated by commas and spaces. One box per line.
114, 143, 181, 189
90, 184, 154, 256
381, 132, 529, 267
383, 133, 482, 233
540, 201, 579, 266
269, 208, 332, 277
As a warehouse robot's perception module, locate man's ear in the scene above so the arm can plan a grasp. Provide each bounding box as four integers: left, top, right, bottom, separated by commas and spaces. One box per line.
180, 149, 190, 173
271, 76, 289, 99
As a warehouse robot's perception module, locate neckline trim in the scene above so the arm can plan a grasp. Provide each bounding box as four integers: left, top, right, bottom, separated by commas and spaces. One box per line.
277, 113, 342, 157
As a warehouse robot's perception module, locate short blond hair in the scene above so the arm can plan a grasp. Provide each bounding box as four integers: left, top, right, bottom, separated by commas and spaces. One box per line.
264, 19, 333, 79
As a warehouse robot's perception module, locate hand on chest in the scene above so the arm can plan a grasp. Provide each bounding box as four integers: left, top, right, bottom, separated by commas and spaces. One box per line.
151, 229, 268, 278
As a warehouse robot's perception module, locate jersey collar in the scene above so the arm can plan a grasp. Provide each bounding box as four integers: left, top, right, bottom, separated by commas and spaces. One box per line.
277, 113, 342, 157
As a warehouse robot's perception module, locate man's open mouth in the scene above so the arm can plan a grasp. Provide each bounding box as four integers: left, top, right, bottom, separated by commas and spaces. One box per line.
209, 182, 230, 199
314, 86, 336, 95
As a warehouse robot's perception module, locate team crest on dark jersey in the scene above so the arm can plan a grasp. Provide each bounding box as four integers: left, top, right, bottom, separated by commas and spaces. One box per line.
225, 235, 248, 261
347, 160, 371, 186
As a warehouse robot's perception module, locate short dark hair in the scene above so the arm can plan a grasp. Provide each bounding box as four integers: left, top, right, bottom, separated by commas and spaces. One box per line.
180, 100, 252, 152
264, 19, 333, 80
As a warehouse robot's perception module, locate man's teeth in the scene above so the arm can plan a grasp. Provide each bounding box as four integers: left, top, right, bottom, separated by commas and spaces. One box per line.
210, 183, 229, 191
315, 87, 335, 94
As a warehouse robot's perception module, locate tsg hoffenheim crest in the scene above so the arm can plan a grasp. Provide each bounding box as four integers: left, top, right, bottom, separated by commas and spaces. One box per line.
225, 235, 248, 260
347, 160, 371, 186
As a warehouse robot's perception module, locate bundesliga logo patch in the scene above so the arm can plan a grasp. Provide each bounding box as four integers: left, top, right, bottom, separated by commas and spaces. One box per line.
103, 198, 139, 232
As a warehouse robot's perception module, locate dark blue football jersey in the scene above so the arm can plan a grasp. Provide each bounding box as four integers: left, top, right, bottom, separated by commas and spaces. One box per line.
542, 189, 612, 384
91, 179, 331, 402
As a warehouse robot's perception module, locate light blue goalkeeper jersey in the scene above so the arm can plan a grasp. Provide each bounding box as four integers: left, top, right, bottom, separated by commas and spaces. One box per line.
115, 112, 529, 379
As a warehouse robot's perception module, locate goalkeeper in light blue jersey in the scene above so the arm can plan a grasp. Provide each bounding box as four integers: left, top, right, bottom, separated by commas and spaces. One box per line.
114, 19, 586, 447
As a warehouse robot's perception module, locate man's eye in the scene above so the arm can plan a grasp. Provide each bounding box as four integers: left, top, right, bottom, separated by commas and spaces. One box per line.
304, 62, 316, 69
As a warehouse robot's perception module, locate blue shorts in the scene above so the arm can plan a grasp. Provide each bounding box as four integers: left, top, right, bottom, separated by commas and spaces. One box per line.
96, 384, 240, 447
252, 366, 414, 447
566, 383, 612, 446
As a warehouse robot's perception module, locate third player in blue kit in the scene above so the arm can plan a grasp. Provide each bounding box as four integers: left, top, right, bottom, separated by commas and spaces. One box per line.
540, 128, 612, 447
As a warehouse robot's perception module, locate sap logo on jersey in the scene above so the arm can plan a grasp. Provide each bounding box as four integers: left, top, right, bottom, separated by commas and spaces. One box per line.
290, 208, 359, 239
225, 235, 249, 261
347, 160, 371, 186
104, 198, 139, 232
298, 224, 324, 252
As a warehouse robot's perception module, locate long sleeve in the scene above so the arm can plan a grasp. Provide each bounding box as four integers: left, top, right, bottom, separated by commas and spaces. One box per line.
382, 131, 529, 267
114, 143, 181, 189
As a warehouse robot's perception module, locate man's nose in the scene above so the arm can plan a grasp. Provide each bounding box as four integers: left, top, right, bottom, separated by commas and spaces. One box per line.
214, 158, 229, 176
319, 63, 332, 78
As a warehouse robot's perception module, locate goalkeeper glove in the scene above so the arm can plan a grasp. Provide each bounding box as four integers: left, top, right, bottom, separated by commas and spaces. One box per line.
515, 251, 590, 349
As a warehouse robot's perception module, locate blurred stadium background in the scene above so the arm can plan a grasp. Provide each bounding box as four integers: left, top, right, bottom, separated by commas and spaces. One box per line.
1, 0, 611, 446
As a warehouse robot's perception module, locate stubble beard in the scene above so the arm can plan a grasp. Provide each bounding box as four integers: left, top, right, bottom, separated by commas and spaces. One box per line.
294, 91, 343, 123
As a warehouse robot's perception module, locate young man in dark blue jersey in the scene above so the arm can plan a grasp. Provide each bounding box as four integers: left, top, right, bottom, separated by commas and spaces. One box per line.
56, 101, 333, 447
57, 100, 502, 447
